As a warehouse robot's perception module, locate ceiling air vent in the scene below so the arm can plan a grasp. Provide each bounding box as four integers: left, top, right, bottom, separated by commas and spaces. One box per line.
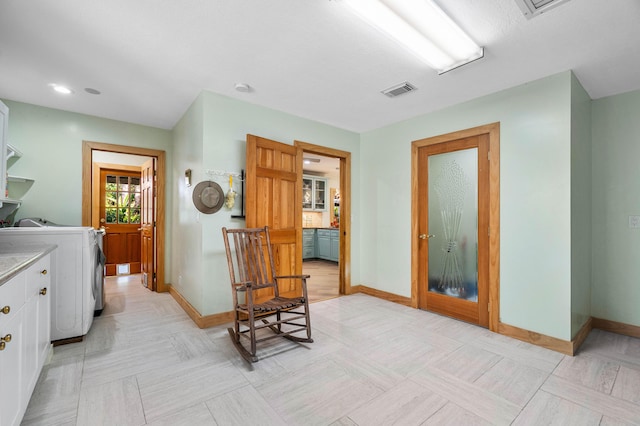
381, 81, 417, 98
514, 0, 572, 19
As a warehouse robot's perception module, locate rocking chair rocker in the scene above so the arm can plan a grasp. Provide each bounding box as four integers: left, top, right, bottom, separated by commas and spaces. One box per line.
221, 226, 313, 362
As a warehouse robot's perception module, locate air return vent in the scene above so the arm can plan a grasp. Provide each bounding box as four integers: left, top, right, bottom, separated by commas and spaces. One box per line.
514, 0, 572, 19
381, 81, 417, 98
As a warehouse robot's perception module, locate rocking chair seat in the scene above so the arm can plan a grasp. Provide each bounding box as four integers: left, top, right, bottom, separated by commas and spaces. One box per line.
238, 296, 306, 313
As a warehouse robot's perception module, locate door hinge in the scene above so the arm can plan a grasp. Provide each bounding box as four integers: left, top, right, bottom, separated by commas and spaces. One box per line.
153, 272, 156, 280
153, 221, 156, 227
488, 226, 490, 237
488, 151, 491, 161
488, 301, 491, 312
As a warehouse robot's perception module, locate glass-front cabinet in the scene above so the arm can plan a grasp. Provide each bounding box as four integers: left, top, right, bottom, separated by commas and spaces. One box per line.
302, 175, 327, 211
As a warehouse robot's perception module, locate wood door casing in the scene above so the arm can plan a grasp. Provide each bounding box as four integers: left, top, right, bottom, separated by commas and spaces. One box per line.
141, 158, 155, 290
294, 140, 352, 296
100, 169, 142, 276
83, 141, 167, 293
411, 123, 500, 332
245, 134, 302, 301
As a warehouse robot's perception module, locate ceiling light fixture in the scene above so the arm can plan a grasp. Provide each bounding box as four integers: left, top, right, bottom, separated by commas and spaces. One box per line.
342, 0, 484, 74
49, 83, 74, 94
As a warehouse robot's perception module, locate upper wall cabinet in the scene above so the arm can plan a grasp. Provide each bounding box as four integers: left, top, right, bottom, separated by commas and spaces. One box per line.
0, 101, 7, 211
0, 102, 33, 224
302, 175, 327, 211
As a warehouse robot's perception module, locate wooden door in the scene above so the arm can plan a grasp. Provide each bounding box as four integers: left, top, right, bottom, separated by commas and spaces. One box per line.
140, 158, 156, 290
417, 134, 490, 327
245, 134, 302, 300
100, 169, 142, 276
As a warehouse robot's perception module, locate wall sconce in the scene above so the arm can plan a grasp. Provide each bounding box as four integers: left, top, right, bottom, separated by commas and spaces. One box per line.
185, 169, 192, 187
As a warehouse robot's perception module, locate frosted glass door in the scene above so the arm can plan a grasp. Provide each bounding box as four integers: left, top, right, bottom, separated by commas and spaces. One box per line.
428, 148, 478, 302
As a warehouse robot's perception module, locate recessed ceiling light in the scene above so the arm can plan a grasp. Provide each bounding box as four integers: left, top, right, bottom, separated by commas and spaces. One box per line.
49, 83, 74, 95
84, 88, 101, 95
234, 83, 251, 93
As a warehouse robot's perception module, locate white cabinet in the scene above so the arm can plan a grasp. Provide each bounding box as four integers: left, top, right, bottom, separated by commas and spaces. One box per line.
0, 272, 25, 426
0, 101, 8, 215
0, 253, 51, 426
0, 100, 32, 223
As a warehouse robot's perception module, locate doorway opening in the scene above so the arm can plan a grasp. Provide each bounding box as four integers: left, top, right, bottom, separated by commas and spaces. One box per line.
81, 141, 167, 293
295, 140, 352, 299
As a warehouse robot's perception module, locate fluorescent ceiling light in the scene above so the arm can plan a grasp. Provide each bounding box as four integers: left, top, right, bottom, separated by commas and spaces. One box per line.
342, 0, 484, 74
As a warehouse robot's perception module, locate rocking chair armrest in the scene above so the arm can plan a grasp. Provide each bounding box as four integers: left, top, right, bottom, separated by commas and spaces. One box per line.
232, 282, 274, 291
232, 281, 253, 291
275, 274, 311, 280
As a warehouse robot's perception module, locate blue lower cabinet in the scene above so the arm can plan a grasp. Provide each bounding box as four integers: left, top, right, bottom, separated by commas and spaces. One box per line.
329, 230, 340, 262
303, 229, 316, 259
317, 232, 331, 259
303, 228, 339, 262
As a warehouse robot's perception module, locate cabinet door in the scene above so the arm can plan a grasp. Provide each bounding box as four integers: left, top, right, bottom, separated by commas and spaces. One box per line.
0, 100, 7, 202
34, 256, 51, 365
0, 307, 24, 426
330, 232, 340, 262
313, 178, 327, 211
302, 177, 313, 210
317, 234, 331, 260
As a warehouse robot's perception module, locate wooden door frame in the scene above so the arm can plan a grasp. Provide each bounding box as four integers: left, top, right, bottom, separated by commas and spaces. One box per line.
294, 141, 351, 296
411, 123, 500, 331
82, 141, 167, 293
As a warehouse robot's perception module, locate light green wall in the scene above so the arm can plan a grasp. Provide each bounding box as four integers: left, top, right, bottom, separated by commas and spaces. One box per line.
570, 73, 593, 337
2, 100, 173, 225
171, 91, 360, 316
592, 89, 640, 327
171, 95, 206, 313
360, 72, 574, 340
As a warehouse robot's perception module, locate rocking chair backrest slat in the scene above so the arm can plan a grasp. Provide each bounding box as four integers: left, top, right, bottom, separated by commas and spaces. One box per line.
222, 226, 278, 292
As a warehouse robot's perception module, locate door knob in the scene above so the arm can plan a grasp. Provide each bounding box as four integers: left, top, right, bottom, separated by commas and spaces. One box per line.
40, 288, 47, 296
419, 234, 435, 239
0, 306, 9, 315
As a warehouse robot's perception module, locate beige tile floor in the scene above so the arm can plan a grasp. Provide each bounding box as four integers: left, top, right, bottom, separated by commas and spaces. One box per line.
21, 274, 640, 425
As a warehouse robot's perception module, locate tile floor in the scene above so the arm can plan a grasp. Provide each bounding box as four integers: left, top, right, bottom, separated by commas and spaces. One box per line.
21, 275, 640, 425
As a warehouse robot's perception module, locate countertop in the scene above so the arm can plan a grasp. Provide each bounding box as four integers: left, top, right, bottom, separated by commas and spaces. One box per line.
0, 242, 57, 286
302, 227, 340, 230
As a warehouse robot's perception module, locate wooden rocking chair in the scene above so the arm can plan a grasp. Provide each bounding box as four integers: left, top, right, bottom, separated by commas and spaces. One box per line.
221, 226, 313, 362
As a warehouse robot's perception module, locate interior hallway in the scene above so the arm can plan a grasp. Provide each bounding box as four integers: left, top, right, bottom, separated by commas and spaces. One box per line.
20, 274, 640, 425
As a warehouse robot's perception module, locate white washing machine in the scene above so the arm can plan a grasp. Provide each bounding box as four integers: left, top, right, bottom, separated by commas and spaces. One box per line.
0, 222, 99, 341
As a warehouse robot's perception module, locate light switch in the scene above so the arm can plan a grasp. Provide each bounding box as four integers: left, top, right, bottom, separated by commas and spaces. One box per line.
629, 215, 640, 228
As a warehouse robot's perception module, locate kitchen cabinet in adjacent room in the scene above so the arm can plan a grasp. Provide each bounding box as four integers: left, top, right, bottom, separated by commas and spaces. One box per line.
302, 176, 327, 211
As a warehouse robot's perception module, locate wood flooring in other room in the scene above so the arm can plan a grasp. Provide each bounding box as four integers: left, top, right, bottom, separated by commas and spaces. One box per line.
22, 274, 640, 425
303, 259, 339, 303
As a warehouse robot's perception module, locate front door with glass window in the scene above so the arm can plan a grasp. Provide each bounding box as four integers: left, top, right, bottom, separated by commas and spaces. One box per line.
100, 169, 142, 276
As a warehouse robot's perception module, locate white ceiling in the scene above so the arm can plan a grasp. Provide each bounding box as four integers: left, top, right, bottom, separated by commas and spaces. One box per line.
1, 0, 639, 133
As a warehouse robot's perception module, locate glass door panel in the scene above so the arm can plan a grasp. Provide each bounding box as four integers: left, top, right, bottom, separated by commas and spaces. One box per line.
428, 147, 478, 301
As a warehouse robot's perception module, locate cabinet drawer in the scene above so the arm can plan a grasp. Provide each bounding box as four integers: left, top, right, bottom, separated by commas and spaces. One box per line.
0, 272, 26, 327
302, 229, 315, 236
317, 229, 331, 237
25, 256, 50, 297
